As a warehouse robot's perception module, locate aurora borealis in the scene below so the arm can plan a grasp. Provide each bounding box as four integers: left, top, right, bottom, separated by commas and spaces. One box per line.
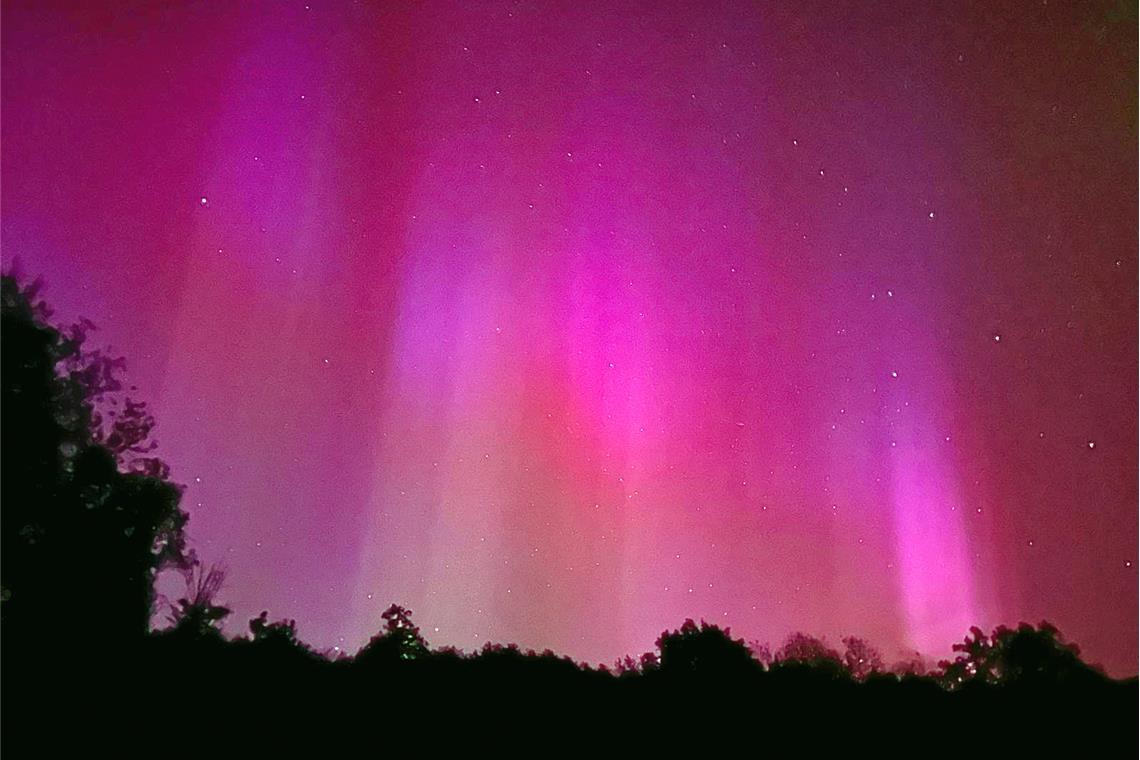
2, 1, 1136, 675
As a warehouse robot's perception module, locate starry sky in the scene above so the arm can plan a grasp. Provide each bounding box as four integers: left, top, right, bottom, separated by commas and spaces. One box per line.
2, 1, 1136, 675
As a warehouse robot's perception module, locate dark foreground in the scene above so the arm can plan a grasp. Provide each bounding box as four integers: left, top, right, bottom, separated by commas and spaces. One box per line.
5, 636, 1136, 755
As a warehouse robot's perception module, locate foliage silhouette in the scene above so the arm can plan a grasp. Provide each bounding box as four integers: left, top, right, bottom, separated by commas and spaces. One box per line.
354, 603, 430, 667
0, 271, 1135, 752
166, 560, 232, 637
842, 635, 885, 680
655, 618, 760, 679
771, 631, 849, 682
938, 621, 1104, 691
1, 273, 190, 654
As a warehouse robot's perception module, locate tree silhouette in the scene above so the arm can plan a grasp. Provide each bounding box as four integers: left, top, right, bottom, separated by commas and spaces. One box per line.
613, 654, 640, 675
1, 273, 191, 653
768, 632, 850, 684
842, 636, 884, 680
249, 610, 299, 645
938, 622, 1101, 690
243, 609, 324, 670
775, 632, 843, 667
167, 561, 231, 637
747, 639, 774, 668
354, 603, 429, 666
889, 653, 930, 677
655, 619, 759, 678
995, 622, 1094, 685
940, 625, 995, 687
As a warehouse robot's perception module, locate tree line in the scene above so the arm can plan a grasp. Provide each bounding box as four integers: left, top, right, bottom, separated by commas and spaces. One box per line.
1, 271, 1134, 751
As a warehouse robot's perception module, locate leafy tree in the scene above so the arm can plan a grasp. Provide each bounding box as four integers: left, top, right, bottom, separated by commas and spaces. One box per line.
938, 622, 1099, 689
842, 636, 885, 680
613, 651, 661, 676
244, 609, 325, 669
748, 639, 774, 668
775, 632, 844, 668
1, 273, 191, 650
655, 619, 759, 677
766, 632, 851, 683
994, 622, 1094, 685
889, 654, 930, 678
939, 625, 994, 687
354, 603, 429, 666
613, 654, 640, 675
249, 610, 299, 645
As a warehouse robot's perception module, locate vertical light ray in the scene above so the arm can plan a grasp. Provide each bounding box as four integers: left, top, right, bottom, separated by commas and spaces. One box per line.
889, 412, 977, 655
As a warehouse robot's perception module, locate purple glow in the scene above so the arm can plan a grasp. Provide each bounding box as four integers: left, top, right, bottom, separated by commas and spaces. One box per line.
2, 1, 1135, 674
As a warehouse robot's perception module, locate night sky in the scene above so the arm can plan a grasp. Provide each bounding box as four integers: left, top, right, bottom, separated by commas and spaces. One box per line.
2, 1, 1136, 675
